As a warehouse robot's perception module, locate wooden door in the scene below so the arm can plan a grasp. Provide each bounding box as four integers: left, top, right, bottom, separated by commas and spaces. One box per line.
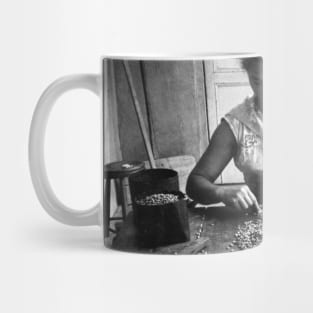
204, 59, 253, 184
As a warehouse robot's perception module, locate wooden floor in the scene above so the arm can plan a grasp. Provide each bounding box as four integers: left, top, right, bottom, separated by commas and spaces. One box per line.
111, 204, 262, 255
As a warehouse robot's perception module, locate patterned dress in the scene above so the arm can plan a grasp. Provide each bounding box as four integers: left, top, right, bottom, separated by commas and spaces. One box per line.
223, 96, 263, 203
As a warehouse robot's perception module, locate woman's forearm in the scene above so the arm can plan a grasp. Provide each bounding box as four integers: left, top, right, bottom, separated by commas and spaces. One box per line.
186, 173, 222, 205
185, 121, 237, 205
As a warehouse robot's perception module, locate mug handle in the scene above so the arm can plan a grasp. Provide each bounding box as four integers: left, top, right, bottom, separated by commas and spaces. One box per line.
29, 74, 101, 226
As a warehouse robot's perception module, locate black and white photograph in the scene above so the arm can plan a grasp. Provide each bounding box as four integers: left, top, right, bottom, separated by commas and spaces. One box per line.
103, 56, 263, 254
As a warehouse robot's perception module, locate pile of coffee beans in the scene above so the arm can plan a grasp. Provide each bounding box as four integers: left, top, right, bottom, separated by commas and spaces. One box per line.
231, 219, 262, 250
135, 193, 179, 206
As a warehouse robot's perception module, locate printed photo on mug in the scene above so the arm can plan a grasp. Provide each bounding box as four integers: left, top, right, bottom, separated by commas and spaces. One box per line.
102, 56, 263, 254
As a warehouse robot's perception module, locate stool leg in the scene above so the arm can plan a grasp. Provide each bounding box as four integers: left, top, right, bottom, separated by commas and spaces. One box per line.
103, 178, 111, 238
120, 177, 128, 220
114, 179, 121, 206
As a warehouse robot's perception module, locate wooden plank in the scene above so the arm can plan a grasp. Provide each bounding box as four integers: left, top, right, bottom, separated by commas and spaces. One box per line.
108, 60, 122, 162
103, 59, 122, 164
122, 61, 156, 168
113, 60, 150, 161
155, 238, 211, 255
194, 61, 209, 156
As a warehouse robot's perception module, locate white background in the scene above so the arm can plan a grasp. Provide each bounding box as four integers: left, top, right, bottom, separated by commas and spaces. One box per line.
1, 0, 313, 312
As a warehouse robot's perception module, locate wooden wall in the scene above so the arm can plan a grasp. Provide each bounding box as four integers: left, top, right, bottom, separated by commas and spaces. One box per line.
111, 59, 252, 184
113, 60, 209, 163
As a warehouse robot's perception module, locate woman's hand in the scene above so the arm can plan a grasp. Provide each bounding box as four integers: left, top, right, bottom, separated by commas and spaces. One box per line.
216, 185, 260, 212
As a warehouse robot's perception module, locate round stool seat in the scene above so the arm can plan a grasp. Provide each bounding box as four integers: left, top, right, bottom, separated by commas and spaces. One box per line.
105, 161, 145, 179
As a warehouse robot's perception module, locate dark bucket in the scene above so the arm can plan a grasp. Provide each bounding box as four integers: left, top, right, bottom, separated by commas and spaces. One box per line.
131, 190, 190, 249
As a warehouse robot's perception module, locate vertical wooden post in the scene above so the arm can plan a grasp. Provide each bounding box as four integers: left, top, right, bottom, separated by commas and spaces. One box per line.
122, 61, 156, 169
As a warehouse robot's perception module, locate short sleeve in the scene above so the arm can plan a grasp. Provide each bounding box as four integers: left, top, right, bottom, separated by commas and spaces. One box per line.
222, 114, 241, 143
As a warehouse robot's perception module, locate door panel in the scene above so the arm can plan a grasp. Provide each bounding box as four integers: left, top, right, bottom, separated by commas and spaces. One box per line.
205, 60, 253, 184
213, 58, 245, 72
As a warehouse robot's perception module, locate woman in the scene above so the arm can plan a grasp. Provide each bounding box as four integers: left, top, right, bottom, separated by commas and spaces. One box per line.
186, 57, 263, 212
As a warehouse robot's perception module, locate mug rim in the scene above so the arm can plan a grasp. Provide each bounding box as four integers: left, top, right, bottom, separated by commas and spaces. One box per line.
102, 52, 261, 61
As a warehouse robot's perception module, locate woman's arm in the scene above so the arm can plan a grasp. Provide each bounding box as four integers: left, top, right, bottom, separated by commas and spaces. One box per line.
186, 119, 236, 204
186, 120, 260, 211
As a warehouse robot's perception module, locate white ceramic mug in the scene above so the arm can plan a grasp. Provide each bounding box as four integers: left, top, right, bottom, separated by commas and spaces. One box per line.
29, 53, 263, 254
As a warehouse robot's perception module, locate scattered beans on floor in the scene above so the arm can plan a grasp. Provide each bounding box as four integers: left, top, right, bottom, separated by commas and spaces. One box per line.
231, 219, 262, 250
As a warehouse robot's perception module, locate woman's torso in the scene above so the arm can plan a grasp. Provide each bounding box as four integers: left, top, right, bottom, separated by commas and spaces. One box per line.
223, 96, 263, 202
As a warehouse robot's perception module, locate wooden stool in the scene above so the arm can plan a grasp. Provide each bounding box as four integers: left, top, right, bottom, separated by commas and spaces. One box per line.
104, 161, 145, 236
